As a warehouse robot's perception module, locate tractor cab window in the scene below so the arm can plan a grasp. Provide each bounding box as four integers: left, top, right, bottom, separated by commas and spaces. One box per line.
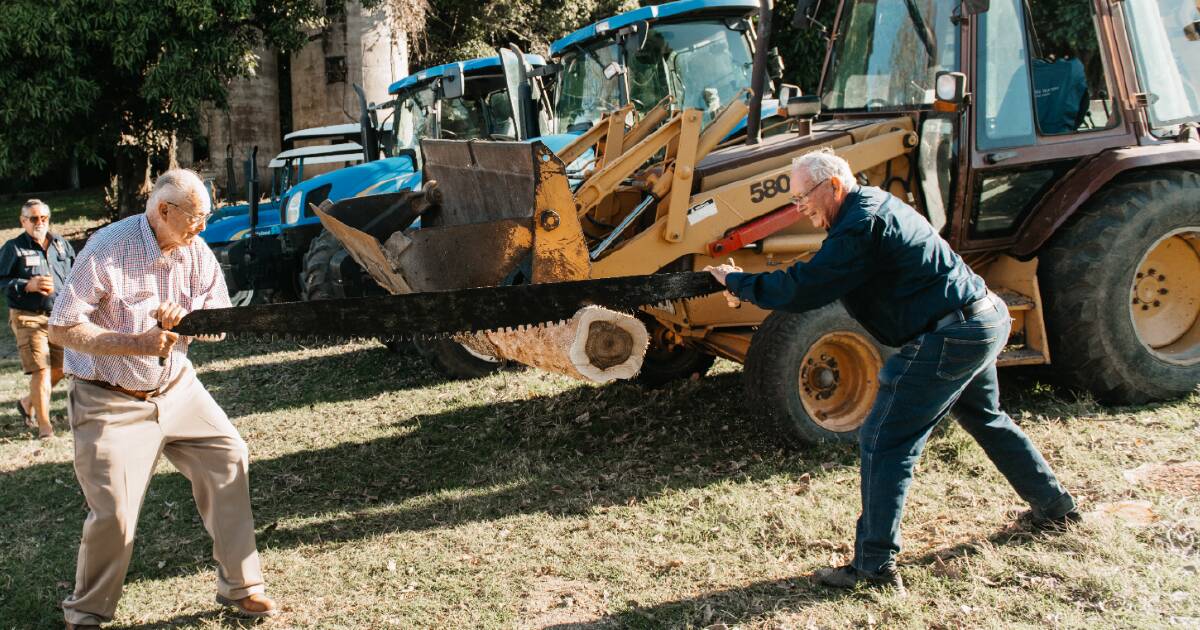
484, 90, 517, 138
978, 0, 1119, 148
394, 88, 433, 150
971, 0, 1122, 238
554, 43, 624, 132
626, 20, 755, 123
1026, 1, 1119, 134
440, 97, 487, 139
1122, 0, 1200, 129
822, 0, 960, 111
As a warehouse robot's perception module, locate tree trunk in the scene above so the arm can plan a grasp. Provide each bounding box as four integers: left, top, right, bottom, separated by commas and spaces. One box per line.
167, 132, 180, 171
459, 306, 650, 383
113, 143, 152, 219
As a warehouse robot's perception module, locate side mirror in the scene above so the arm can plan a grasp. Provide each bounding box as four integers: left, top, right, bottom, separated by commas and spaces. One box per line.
787, 94, 821, 119
933, 71, 968, 111
962, 0, 989, 15
441, 62, 465, 100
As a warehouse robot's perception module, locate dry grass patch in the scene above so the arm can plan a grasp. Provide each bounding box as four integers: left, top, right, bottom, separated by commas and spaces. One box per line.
0, 335, 1197, 628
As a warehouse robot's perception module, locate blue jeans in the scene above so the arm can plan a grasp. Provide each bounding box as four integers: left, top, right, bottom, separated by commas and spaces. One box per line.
852, 295, 1075, 573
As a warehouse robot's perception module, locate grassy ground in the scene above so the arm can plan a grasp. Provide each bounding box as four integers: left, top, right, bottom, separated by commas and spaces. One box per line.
0, 188, 108, 244
0, 331, 1196, 629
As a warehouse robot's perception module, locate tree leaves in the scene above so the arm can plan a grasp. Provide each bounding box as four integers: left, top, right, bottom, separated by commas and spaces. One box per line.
0, 0, 335, 179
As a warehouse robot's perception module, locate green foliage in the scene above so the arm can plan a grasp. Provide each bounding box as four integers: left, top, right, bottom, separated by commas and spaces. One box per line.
0, 0, 336, 180
771, 0, 839, 94
413, 0, 639, 66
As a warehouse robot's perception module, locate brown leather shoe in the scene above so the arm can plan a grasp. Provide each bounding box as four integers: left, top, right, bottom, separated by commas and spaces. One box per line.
216, 592, 279, 617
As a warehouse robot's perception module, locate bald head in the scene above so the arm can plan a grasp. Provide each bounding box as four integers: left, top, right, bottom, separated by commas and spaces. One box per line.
147, 169, 210, 216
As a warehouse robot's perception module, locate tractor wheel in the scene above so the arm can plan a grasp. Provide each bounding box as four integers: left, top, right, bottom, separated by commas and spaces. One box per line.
299, 230, 344, 301
1039, 169, 1200, 403
635, 322, 715, 387
744, 304, 892, 445
229, 289, 273, 306
414, 337, 503, 379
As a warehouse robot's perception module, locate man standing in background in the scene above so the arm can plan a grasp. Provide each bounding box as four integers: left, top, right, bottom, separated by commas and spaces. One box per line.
0, 199, 75, 439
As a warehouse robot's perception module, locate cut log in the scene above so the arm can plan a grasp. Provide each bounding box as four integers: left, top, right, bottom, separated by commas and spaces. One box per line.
459, 306, 649, 383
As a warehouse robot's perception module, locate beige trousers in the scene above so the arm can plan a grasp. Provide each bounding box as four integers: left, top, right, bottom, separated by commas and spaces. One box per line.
61, 363, 264, 625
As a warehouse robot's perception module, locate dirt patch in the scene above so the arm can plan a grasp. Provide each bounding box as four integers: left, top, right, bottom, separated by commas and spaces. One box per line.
1123, 462, 1200, 496
517, 575, 608, 629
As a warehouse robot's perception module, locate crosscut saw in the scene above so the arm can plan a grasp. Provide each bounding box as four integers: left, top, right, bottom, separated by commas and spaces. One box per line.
174, 272, 723, 342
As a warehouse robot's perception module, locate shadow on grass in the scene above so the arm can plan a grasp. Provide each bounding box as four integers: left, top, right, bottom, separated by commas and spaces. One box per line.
0, 348, 1175, 628
543, 576, 840, 629
246, 371, 831, 547
190, 340, 493, 419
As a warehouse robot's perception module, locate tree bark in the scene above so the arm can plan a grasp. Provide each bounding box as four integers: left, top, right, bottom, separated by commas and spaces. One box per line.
459, 306, 650, 383
113, 143, 152, 219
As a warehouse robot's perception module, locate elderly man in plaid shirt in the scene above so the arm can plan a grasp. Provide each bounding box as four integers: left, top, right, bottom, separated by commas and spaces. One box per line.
49, 169, 278, 627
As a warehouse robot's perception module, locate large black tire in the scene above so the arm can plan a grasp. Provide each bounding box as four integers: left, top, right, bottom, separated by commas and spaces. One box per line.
413, 338, 503, 380
635, 341, 716, 387
744, 303, 893, 445
229, 289, 274, 306
299, 230, 343, 301
1039, 169, 1200, 404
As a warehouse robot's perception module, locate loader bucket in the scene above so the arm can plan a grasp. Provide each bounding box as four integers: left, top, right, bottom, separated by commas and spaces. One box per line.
315, 190, 428, 295
319, 139, 588, 295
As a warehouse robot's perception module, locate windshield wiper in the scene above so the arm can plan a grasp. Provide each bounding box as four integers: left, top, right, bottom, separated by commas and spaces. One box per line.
902, 0, 937, 62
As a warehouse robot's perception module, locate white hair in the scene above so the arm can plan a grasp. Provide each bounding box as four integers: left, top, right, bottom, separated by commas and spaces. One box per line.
792, 148, 855, 187
147, 169, 209, 212
20, 199, 48, 217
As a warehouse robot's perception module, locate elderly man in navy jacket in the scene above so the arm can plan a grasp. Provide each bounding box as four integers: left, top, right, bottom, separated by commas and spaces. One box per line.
707, 149, 1078, 591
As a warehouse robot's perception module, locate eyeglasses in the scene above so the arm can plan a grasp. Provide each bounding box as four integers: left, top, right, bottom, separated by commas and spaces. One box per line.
790, 179, 829, 206
21, 214, 50, 224
163, 201, 211, 226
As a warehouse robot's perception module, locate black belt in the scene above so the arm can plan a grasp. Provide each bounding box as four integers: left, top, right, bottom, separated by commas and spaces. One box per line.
932, 292, 1001, 332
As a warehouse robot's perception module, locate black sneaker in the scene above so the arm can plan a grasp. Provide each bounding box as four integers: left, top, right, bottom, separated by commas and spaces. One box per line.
1017, 508, 1082, 532
813, 563, 905, 592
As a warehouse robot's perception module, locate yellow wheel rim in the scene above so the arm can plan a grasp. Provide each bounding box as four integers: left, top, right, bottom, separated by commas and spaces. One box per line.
1130, 228, 1200, 366
798, 331, 883, 433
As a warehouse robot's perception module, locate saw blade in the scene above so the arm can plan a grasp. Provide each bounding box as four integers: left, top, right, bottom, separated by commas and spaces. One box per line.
175, 272, 723, 339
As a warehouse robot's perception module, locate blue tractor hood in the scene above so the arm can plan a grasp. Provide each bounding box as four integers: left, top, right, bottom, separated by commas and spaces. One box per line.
551, 0, 760, 54
533, 133, 580, 154
200, 154, 419, 245
202, 207, 283, 246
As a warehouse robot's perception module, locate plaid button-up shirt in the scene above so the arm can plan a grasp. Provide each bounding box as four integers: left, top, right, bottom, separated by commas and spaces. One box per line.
49, 214, 231, 390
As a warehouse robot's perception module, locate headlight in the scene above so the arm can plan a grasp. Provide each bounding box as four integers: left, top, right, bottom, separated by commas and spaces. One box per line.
285, 192, 303, 224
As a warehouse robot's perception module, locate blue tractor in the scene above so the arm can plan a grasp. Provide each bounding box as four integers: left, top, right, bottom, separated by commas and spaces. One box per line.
206, 54, 557, 305
546, 0, 778, 134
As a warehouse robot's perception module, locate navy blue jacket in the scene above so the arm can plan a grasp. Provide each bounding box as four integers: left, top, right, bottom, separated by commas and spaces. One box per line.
0, 232, 76, 314
725, 186, 986, 347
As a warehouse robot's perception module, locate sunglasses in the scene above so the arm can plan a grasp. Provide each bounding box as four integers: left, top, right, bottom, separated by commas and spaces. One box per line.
22, 214, 50, 224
